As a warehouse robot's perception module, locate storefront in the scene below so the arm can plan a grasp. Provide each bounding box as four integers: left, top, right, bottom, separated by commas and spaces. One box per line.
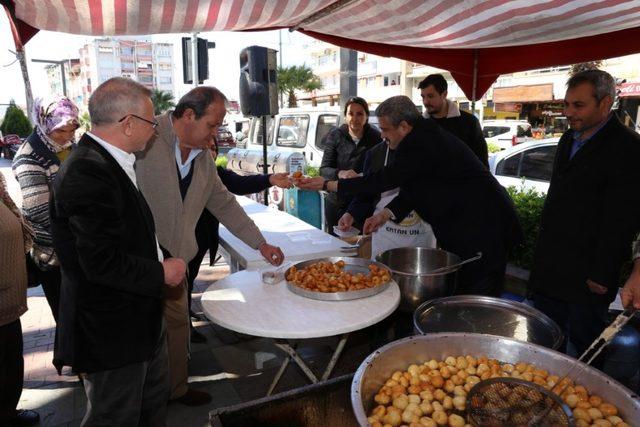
618, 81, 640, 132
490, 84, 567, 135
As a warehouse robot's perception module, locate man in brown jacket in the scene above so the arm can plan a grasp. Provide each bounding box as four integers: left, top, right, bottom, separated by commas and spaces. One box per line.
135, 86, 284, 406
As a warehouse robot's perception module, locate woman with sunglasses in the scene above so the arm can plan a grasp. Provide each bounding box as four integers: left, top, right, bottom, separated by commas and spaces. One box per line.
12, 97, 80, 322
319, 97, 381, 234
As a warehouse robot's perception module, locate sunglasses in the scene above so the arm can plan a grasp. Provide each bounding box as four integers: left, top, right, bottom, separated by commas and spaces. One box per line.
118, 114, 159, 129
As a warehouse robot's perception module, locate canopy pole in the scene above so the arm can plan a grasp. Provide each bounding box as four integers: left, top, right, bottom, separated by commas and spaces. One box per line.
471, 49, 478, 114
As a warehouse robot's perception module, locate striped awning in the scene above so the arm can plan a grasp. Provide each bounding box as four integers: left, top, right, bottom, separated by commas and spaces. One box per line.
4, 0, 640, 99
5, 0, 640, 47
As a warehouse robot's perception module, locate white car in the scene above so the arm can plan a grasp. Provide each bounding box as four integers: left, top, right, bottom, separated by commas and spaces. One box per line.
488, 138, 559, 194
483, 120, 533, 150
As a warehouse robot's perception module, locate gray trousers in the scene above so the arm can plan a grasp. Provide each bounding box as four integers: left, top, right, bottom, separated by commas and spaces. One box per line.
81, 333, 169, 427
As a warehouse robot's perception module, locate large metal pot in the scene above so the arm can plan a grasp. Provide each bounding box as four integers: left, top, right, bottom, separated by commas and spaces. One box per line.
375, 247, 461, 312
414, 295, 564, 350
351, 333, 640, 426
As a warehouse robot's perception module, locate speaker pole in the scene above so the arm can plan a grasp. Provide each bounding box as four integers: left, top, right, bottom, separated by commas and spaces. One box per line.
191, 32, 199, 87
261, 115, 269, 206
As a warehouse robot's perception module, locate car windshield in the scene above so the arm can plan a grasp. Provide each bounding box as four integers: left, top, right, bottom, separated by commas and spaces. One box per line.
483, 126, 510, 138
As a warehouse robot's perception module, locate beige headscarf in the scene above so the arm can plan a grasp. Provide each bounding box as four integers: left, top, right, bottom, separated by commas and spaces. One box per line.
0, 174, 33, 253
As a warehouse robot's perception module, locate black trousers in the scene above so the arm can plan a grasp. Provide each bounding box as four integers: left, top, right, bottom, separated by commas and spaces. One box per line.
81, 332, 169, 427
33, 265, 61, 323
187, 210, 219, 315
0, 319, 23, 425
533, 292, 609, 367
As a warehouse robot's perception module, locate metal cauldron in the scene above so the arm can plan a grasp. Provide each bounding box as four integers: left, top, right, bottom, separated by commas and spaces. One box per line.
351, 333, 640, 426
413, 295, 564, 350
375, 247, 468, 312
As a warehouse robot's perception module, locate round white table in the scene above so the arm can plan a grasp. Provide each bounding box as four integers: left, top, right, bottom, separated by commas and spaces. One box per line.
201, 270, 400, 394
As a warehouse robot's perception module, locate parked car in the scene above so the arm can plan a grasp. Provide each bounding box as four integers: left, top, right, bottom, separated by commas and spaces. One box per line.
0, 134, 22, 160
216, 126, 236, 151
488, 138, 559, 194
244, 107, 340, 167
483, 120, 533, 150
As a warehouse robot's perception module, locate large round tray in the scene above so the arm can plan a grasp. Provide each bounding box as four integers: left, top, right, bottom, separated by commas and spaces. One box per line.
413, 295, 564, 350
286, 256, 391, 301
351, 333, 640, 426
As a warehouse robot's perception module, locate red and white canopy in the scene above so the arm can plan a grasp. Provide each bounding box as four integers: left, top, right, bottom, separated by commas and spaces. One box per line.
4, 0, 640, 99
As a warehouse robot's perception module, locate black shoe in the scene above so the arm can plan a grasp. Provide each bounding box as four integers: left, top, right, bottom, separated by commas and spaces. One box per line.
189, 310, 205, 321
190, 328, 206, 343
10, 409, 40, 426
172, 388, 212, 407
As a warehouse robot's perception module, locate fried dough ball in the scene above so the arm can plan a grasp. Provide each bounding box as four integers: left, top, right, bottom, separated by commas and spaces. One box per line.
368, 354, 628, 427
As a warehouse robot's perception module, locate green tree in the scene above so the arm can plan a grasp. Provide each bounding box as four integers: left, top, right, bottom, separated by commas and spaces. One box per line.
569, 60, 603, 76
0, 100, 32, 138
151, 89, 175, 115
79, 111, 91, 132
277, 65, 322, 108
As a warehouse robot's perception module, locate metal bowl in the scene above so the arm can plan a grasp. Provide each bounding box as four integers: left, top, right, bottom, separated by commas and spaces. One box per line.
414, 295, 564, 350
351, 333, 640, 426
376, 247, 460, 312
285, 256, 391, 301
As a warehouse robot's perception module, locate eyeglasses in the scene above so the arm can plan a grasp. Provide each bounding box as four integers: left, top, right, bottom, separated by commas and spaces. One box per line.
118, 114, 159, 129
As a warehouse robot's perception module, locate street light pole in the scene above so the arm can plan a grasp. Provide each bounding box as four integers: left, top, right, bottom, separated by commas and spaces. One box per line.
31, 58, 68, 97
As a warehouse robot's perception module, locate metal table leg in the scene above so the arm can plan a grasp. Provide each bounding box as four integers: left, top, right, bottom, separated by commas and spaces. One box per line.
267, 334, 350, 395
321, 333, 348, 381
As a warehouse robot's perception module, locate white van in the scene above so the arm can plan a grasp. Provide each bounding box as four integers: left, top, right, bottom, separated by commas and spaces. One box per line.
482, 120, 533, 150
244, 107, 341, 168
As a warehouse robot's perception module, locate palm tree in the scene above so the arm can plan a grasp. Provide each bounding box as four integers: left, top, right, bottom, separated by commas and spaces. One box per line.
277, 65, 322, 108
151, 89, 175, 115
79, 111, 91, 132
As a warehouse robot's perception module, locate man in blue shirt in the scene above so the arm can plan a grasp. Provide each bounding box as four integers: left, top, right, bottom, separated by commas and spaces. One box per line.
530, 70, 640, 362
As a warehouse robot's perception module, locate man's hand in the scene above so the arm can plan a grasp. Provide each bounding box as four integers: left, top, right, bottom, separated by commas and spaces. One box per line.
621, 260, 640, 309
269, 173, 293, 189
259, 242, 285, 266
296, 176, 325, 191
162, 257, 186, 287
338, 212, 354, 231
338, 169, 359, 179
363, 209, 392, 234
587, 278, 608, 295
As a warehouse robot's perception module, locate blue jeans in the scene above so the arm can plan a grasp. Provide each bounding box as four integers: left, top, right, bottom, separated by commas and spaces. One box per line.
532, 292, 609, 367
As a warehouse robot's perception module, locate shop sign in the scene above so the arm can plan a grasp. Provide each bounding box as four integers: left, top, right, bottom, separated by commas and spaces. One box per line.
618, 82, 640, 97
494, 102, 522, 112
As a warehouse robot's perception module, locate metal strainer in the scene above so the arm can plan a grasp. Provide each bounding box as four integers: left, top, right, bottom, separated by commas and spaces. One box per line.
467, 377, 573, 426
466, 308, 637, 426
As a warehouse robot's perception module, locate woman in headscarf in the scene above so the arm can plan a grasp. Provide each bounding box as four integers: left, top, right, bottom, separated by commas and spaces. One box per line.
0, 173, 40, 426
12, 97, 80, 322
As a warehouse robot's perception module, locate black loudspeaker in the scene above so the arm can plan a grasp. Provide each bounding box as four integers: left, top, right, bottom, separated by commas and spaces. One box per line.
239, 46, 278, 117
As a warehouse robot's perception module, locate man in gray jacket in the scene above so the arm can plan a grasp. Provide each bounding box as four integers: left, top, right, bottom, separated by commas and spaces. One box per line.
135, 86, 284, 406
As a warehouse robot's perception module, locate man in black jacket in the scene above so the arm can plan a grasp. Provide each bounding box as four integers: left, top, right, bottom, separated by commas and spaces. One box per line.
50, 78, 186, 425
529, 70, 640, 359
418, 74, 489, 167
299, 96, 521, 295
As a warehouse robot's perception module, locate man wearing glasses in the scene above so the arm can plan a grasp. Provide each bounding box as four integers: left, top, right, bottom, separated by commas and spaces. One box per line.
50, 77, 186, 425
135, 86, 285, 406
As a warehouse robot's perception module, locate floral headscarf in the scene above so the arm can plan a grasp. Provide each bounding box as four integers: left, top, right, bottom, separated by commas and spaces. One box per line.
31, 97, 80, 152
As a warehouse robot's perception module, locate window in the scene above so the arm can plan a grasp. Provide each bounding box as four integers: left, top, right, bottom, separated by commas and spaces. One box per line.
251, 116, 274, 146
517, 125, 533, 137
315, 114, 338, 150
519, 146, 556, 181
496, 153, 521, 177
276, 115, 309, 148
483, 126, 510, 138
